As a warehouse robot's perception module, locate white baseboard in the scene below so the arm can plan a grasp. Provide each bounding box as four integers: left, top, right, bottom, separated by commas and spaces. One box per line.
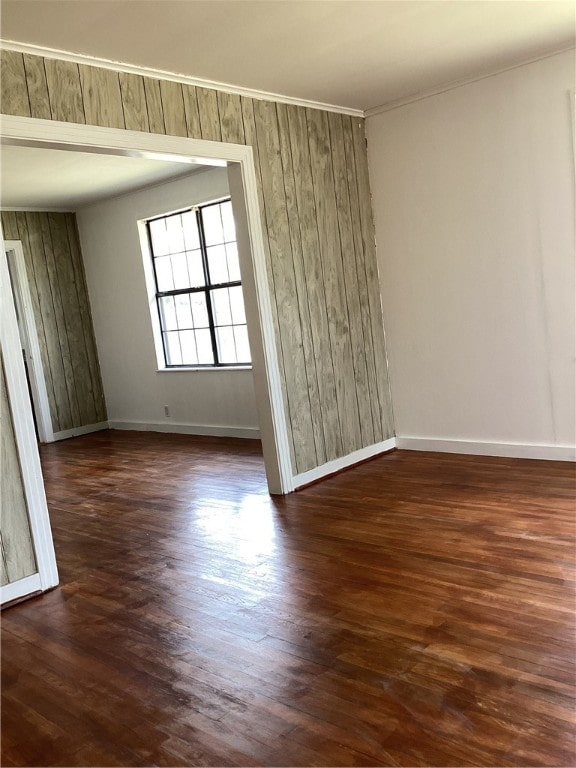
52, 421, 109, 441
108, 420, 260, 439
395, 436, 576, 462
292, 437, 397, 489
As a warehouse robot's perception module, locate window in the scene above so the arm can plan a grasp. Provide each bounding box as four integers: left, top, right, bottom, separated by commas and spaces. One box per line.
147, 199, 251, 368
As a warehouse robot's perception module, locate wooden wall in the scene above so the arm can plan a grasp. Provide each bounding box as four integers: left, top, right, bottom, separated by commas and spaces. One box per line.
1, 210, 107, 434
0, 352, 37, 585
0, 50, 394, 474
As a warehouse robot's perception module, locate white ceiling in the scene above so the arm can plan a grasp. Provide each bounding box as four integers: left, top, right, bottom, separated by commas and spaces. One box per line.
0, 145, 204, 209
1, 1, 574, 112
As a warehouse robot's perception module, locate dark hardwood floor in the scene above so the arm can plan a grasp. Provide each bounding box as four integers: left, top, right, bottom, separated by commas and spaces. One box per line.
2, 430, 575, 767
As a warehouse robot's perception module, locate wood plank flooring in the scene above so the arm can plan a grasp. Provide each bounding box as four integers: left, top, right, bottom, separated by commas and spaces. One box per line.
2, 431, 574, 767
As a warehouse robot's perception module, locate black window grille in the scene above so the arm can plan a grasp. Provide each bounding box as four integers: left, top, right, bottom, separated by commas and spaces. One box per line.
147, 199, 251, 367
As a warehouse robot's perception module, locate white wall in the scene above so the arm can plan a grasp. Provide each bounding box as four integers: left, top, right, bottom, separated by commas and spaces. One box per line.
367, 50, 575, 458
76, 167, 259, 437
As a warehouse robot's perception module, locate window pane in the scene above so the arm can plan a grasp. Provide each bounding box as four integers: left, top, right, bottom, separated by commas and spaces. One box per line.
165, 331, 182, 365
175, 294, 193, 329
211, 288, 232, 326
233, 325, 251, 363
225, 242, 241, 282
195, 328, 214, 365
186, 250, 205, 288
206, 245, 228, 284
166, 213, 185, 253
202, 204, 224, 246
216, 325, 236, 364
179, 330, 198, 365
221, 201, 236, 242
171, 252, 190, 290
154, 255, 174, 291
159, 296, 178, 331
182, 210, 200, 250
149, 218, 169, 256
228, 285, 246, 325
190, 292, 209, 328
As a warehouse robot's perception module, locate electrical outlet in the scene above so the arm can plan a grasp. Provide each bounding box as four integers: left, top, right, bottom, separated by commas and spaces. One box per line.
164, 405, 170, 417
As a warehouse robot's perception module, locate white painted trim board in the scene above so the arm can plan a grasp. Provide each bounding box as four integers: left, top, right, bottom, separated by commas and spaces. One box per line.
396, 437, 576, 462
108, 420, 260, 439
52, 421, 109, 441
1, 573, 43, 605
0, 39, 363, 118
293, 438, 397, 489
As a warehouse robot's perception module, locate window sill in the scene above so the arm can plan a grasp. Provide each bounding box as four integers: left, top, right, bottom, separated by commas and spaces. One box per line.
156, 366, 253, 373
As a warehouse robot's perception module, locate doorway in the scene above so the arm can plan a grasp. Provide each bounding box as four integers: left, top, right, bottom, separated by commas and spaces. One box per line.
0, 115, 293, 496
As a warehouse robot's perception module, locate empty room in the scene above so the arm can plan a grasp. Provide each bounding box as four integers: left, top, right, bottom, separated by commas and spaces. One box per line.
0, 1, 574, 766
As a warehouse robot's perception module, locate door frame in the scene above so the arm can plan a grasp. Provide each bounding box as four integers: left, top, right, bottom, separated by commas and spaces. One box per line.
0, 115, 294, 494
0, 236, 59, 604
4, 240, 54, 444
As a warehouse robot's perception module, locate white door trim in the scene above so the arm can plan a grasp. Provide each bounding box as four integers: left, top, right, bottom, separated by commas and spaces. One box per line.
0, 233, 59, 601
4, 240, 55, 443
0, 115, 294, 494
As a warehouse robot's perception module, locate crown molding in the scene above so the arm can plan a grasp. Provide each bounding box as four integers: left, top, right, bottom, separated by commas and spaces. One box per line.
0, 39, 364, 118
365, 45, 576, 117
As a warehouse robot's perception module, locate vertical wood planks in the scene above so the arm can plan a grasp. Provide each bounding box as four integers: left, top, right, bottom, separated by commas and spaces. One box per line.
0, 354, 37, 583
47, 213, 96, 427
329, 112, 375, 447
182, 84, 202, 139
276, 103, 326, 465
197, 87, 221, 142
159, 80, 187, 137
0, 51, 30, 117
44, 60, 85, 123
22, 55, 51, 119
20, 212, 61, 431
65, 215, 106, 423
143, 78, 166, 134
253, 99, 316, 472
306, 107, 362, 455
286, 104, 342, 461
351, 118, 394, 437
119, 73, 150, 132
79, 65, 125, 129
342, 115, 382, 441
217, 92, 245, 145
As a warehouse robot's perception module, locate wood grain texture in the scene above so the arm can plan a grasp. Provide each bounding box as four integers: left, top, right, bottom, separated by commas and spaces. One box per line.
197, 87, 221, 142
307, 107, 362, 455
217, 91, 245, 145
2, 431, 574, 766
0, 51, 30, 118
43, 60, 85, 124
118, 73, 149, 133
352, 118, 394, 438
1, 212, 106, 434
3, 52, 396, 475
78, 65, 124, 129
159, 80, 187, 138
182, 84, 202, 140
329, 111, 375, 446
0, 354, 37, 584
22, 55, 51, 120
143, 78, 165, 134
253, 99, 315, 473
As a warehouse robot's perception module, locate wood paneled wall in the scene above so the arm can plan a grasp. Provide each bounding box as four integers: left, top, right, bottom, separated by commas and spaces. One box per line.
0, 353, 37, 585
1, 210, 106, 434
0, 50, 394, 474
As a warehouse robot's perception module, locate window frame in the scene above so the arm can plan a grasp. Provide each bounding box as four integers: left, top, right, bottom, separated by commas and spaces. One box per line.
146, 197, 252, 369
